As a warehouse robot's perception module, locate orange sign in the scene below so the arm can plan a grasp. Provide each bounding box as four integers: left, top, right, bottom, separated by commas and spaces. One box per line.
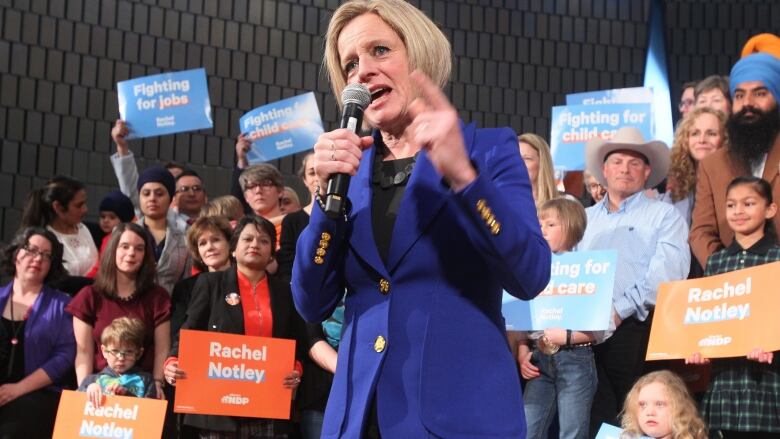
174, 329, 296, 419
647, 261, 780, 360
53, 390, 167, 439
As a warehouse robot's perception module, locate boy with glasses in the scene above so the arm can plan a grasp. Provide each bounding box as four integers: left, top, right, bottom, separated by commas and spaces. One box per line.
78, 317, 158, 406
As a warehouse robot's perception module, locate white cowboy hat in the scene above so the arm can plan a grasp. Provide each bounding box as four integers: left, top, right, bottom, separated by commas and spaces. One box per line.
585, 127, 670, 189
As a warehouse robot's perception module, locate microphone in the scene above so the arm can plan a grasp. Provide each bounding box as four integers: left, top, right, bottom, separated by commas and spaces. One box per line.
324, 83, 372, 219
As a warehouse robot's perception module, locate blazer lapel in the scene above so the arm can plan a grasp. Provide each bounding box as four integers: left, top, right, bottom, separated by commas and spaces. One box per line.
763, 134, 780, 183
385, 122, 477, 273
222, 268, 245, 334
348, 145, 389, 277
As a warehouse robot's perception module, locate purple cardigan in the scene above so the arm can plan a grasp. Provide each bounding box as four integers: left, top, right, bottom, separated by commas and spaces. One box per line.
0, 282, 76, 390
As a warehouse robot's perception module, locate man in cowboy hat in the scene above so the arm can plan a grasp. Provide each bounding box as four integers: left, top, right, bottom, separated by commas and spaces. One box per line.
691, 33, 780, 266
579, 126, 690, 434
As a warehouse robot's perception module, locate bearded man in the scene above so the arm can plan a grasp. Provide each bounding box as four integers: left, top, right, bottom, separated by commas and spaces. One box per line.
690, 33, 780, 266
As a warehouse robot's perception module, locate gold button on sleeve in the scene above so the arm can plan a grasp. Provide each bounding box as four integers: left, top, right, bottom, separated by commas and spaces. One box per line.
314, 256, 324, 265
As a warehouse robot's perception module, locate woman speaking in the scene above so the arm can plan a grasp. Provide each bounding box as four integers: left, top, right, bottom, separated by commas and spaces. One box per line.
291, 1, 551, 438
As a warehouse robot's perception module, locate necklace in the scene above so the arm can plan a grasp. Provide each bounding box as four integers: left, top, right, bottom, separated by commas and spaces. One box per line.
372, 153, 419, 189
9, 297, 30, 346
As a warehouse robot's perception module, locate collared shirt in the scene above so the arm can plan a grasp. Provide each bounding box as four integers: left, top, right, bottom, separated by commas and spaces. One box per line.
578, 191, 690, 322
704, 234, 780, 275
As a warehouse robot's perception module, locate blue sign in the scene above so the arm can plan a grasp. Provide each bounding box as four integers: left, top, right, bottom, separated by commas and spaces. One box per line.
240, 92, 324, 163
566, 87, 654, 106
594, 423, 651, 439
502, 250, 617, 331
117, 68, 213, 139
549, 103, 653, 171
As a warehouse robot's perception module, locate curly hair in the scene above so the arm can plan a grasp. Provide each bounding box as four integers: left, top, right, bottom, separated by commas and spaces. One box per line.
620, 370, 708, 439
668, 107, 728, 202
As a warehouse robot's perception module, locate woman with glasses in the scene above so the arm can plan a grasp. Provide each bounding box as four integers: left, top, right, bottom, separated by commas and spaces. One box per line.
66, 222, 171, 401
165, 216, 305, 438
0, 227, 75, 437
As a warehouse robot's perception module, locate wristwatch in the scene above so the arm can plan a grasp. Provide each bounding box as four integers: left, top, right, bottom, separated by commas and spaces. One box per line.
538, 334, 560, 355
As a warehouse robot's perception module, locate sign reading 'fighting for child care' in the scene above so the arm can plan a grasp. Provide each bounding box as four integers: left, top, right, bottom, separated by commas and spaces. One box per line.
52, 390, 167, 439
117, 68, 213, 139
549, 103, 653, 171
502, 250, 617, 331
174, 329, 296, 419
240, 92, 324, 164
646, 261, 780, 360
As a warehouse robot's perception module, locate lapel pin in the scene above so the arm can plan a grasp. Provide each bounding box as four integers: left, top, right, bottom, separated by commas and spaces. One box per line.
225, 292, 241, 306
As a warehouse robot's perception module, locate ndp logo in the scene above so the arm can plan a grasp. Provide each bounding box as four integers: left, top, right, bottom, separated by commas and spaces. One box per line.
221, 393, 250, 405
698, 335, 732, 347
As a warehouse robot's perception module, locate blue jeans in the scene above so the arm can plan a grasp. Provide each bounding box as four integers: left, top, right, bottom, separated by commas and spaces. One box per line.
301, 409, 325, 439
523, 346, 597, 439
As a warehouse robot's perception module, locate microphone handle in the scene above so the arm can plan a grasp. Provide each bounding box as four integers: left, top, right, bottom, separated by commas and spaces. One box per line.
324, 102, 364, 219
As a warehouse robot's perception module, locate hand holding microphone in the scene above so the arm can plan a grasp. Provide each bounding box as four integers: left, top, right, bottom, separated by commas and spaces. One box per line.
312, 84, 373, 219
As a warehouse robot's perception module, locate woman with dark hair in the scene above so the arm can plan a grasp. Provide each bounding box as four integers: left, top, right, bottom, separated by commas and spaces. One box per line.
19, 176, 98, 277
165, 216, 305, 438
66, 222, 171, 399
0, 228, 76, 437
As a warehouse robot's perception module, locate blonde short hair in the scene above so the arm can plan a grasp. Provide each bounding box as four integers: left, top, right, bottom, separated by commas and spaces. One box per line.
538, 198, 586, 251
201, 195, 245, 222
518, 133, 557, 206
100, 316, 145, 350
324, 0, 451, 107
620, 370, 708, 439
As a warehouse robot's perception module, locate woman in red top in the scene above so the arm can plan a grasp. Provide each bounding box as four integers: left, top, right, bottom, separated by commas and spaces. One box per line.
66, 222, 171, 398
165, 216, 304, 438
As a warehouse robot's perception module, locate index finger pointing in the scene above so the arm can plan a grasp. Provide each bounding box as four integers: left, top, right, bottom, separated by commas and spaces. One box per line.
410, 70, 452, 111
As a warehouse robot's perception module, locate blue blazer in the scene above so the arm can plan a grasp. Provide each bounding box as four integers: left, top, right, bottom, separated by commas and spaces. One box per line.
292, 122, 551, 438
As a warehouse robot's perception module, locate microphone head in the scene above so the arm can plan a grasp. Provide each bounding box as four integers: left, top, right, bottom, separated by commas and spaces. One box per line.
341, 83, 372, 110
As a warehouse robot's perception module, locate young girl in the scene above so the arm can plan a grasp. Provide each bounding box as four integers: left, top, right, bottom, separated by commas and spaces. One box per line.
686, 176, 780, 437
619, 370, 708, 439
517, 198, 596, 439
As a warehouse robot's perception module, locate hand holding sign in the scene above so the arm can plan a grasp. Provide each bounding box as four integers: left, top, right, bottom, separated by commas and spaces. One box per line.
111, 120, 131, 156
647, 261, 780, 360
175, 330, 297, 419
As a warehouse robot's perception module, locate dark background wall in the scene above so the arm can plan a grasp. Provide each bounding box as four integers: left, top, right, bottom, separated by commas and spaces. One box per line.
0, 0, 766, 243
665, 0, 780, 122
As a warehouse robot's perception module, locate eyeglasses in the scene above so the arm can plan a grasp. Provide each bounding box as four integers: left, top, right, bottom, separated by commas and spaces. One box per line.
678, 99, 694, 110
176, 185, 204, 194
22, 245, 52, 261
105, 348, 139, 359
244, 179, 277, 192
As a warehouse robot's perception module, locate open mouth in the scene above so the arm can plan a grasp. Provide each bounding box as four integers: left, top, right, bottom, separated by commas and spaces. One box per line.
371, 87, 390, 102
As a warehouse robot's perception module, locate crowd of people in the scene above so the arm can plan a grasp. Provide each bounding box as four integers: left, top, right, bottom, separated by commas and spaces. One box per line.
1, 0, 780, 437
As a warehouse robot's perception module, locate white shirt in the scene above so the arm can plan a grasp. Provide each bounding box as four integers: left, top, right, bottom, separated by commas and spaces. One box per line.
47, 223, 98, 277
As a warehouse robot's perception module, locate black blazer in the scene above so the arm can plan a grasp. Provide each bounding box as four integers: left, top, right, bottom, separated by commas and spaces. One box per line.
171, 266, 306, 433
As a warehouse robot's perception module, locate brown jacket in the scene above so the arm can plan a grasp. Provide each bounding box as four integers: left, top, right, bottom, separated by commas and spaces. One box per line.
690, 135, 780, 266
